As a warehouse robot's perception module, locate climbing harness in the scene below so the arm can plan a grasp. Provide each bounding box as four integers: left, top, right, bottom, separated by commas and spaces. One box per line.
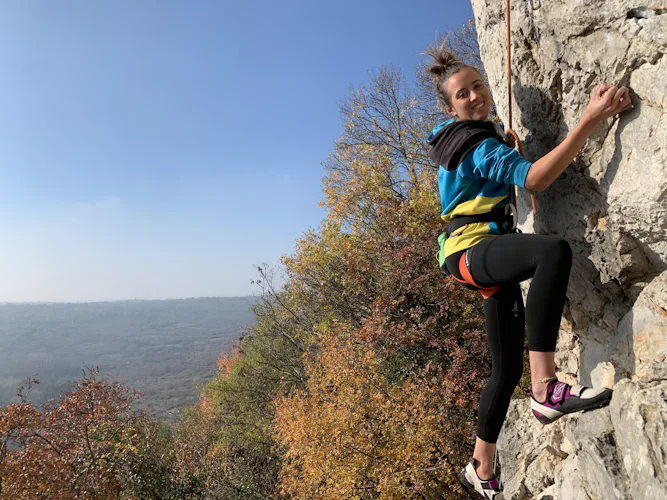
445, 207, 515, 238
442, 209, 515, 300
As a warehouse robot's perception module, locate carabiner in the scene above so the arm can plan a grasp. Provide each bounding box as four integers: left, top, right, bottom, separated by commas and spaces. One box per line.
505, 202, 518, 230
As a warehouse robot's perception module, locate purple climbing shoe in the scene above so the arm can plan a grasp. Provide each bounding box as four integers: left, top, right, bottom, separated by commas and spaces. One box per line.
460, 458, 504, 499
529, 379, 613, 425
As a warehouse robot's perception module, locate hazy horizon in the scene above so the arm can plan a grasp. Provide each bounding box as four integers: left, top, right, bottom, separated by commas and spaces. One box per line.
0, 297, 256, 420
0, 294, 257, 305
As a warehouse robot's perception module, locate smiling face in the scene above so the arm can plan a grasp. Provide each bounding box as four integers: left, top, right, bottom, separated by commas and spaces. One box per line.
444, 67, 492, 121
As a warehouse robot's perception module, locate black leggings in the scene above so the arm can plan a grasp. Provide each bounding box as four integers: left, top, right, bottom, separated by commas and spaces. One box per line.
445, 233, 572, 443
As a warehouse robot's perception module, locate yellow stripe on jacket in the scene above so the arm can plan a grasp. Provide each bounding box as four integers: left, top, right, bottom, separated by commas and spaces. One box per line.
441, 195, 508, 258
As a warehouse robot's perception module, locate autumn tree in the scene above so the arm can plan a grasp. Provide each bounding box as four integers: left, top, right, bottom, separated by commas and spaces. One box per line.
273, 328, 483, 499
0, 369, 186, 499
176, 17, 493, 499
269, 18, 492, 498
272, 187, 490, 498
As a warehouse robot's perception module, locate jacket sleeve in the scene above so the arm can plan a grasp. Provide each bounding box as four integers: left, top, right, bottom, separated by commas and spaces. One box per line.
458, 138, 532, 188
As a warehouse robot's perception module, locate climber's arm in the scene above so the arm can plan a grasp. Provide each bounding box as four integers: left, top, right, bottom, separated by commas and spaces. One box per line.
525, 85, 633, 192
524, 118, 598, 192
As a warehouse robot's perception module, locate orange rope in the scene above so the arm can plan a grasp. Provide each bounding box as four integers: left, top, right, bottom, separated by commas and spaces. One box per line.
505, 0, 538, 214
505, 1, 513, 130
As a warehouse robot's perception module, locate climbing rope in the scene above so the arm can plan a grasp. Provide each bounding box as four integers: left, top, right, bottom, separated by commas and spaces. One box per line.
493, 2, 539, 483
505, 0, 539, 214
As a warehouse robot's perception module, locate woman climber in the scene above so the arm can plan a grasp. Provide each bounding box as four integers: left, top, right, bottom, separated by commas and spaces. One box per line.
426, 48, 633, 500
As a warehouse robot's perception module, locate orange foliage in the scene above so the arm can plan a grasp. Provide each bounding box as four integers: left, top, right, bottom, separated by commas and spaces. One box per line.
216, 345, 242, 380
272, 329, 472, 499
0, 369, 143, 499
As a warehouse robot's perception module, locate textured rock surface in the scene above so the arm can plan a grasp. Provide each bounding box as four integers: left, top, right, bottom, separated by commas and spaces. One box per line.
497, 374, 667, 499
609, 363, 667, 499
470, 1, 667, 498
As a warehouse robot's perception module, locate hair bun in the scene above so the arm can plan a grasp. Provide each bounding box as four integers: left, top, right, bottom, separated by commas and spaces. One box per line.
426, 45, 461, 79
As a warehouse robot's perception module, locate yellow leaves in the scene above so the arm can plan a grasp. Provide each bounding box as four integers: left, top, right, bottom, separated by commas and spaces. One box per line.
271, 329, 460, 498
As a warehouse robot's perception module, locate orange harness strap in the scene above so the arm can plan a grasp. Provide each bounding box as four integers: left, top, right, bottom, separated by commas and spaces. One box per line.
452, 252, 500, 300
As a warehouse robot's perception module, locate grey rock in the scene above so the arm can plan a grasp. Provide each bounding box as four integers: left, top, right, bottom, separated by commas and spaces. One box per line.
614, 270, 667, 380
609, 377, 667, 499
471, 0, 667, 498
561, 409, 628, 500
497, 399, 568, 499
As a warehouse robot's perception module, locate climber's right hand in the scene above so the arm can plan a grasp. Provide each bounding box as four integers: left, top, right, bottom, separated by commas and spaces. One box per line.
583, 84, 633, 123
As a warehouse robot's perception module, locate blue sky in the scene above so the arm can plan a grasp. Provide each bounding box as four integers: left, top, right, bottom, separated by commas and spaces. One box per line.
0, 0, 473, 302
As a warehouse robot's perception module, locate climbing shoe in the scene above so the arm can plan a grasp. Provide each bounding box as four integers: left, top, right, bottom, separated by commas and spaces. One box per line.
460, 458, 504, 499
528, 379, 613, 425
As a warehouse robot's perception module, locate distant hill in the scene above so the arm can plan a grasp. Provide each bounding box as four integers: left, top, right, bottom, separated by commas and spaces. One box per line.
0, 297, 257, 421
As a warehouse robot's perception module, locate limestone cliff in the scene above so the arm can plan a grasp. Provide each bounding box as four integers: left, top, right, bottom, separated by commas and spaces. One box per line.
469, 1, 667, 498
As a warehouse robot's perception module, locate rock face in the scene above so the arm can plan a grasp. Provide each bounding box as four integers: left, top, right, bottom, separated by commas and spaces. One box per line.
496, 364, 667, 499
470, 1, 667, 498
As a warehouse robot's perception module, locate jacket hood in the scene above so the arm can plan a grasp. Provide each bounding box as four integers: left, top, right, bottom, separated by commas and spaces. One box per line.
428, 119, 506, 171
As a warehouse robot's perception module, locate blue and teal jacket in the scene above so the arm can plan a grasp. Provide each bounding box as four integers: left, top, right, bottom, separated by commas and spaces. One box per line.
428, 118, 532, 265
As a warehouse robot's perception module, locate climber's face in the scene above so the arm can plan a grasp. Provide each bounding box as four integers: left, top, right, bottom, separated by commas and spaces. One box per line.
445, 68, 492, 121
